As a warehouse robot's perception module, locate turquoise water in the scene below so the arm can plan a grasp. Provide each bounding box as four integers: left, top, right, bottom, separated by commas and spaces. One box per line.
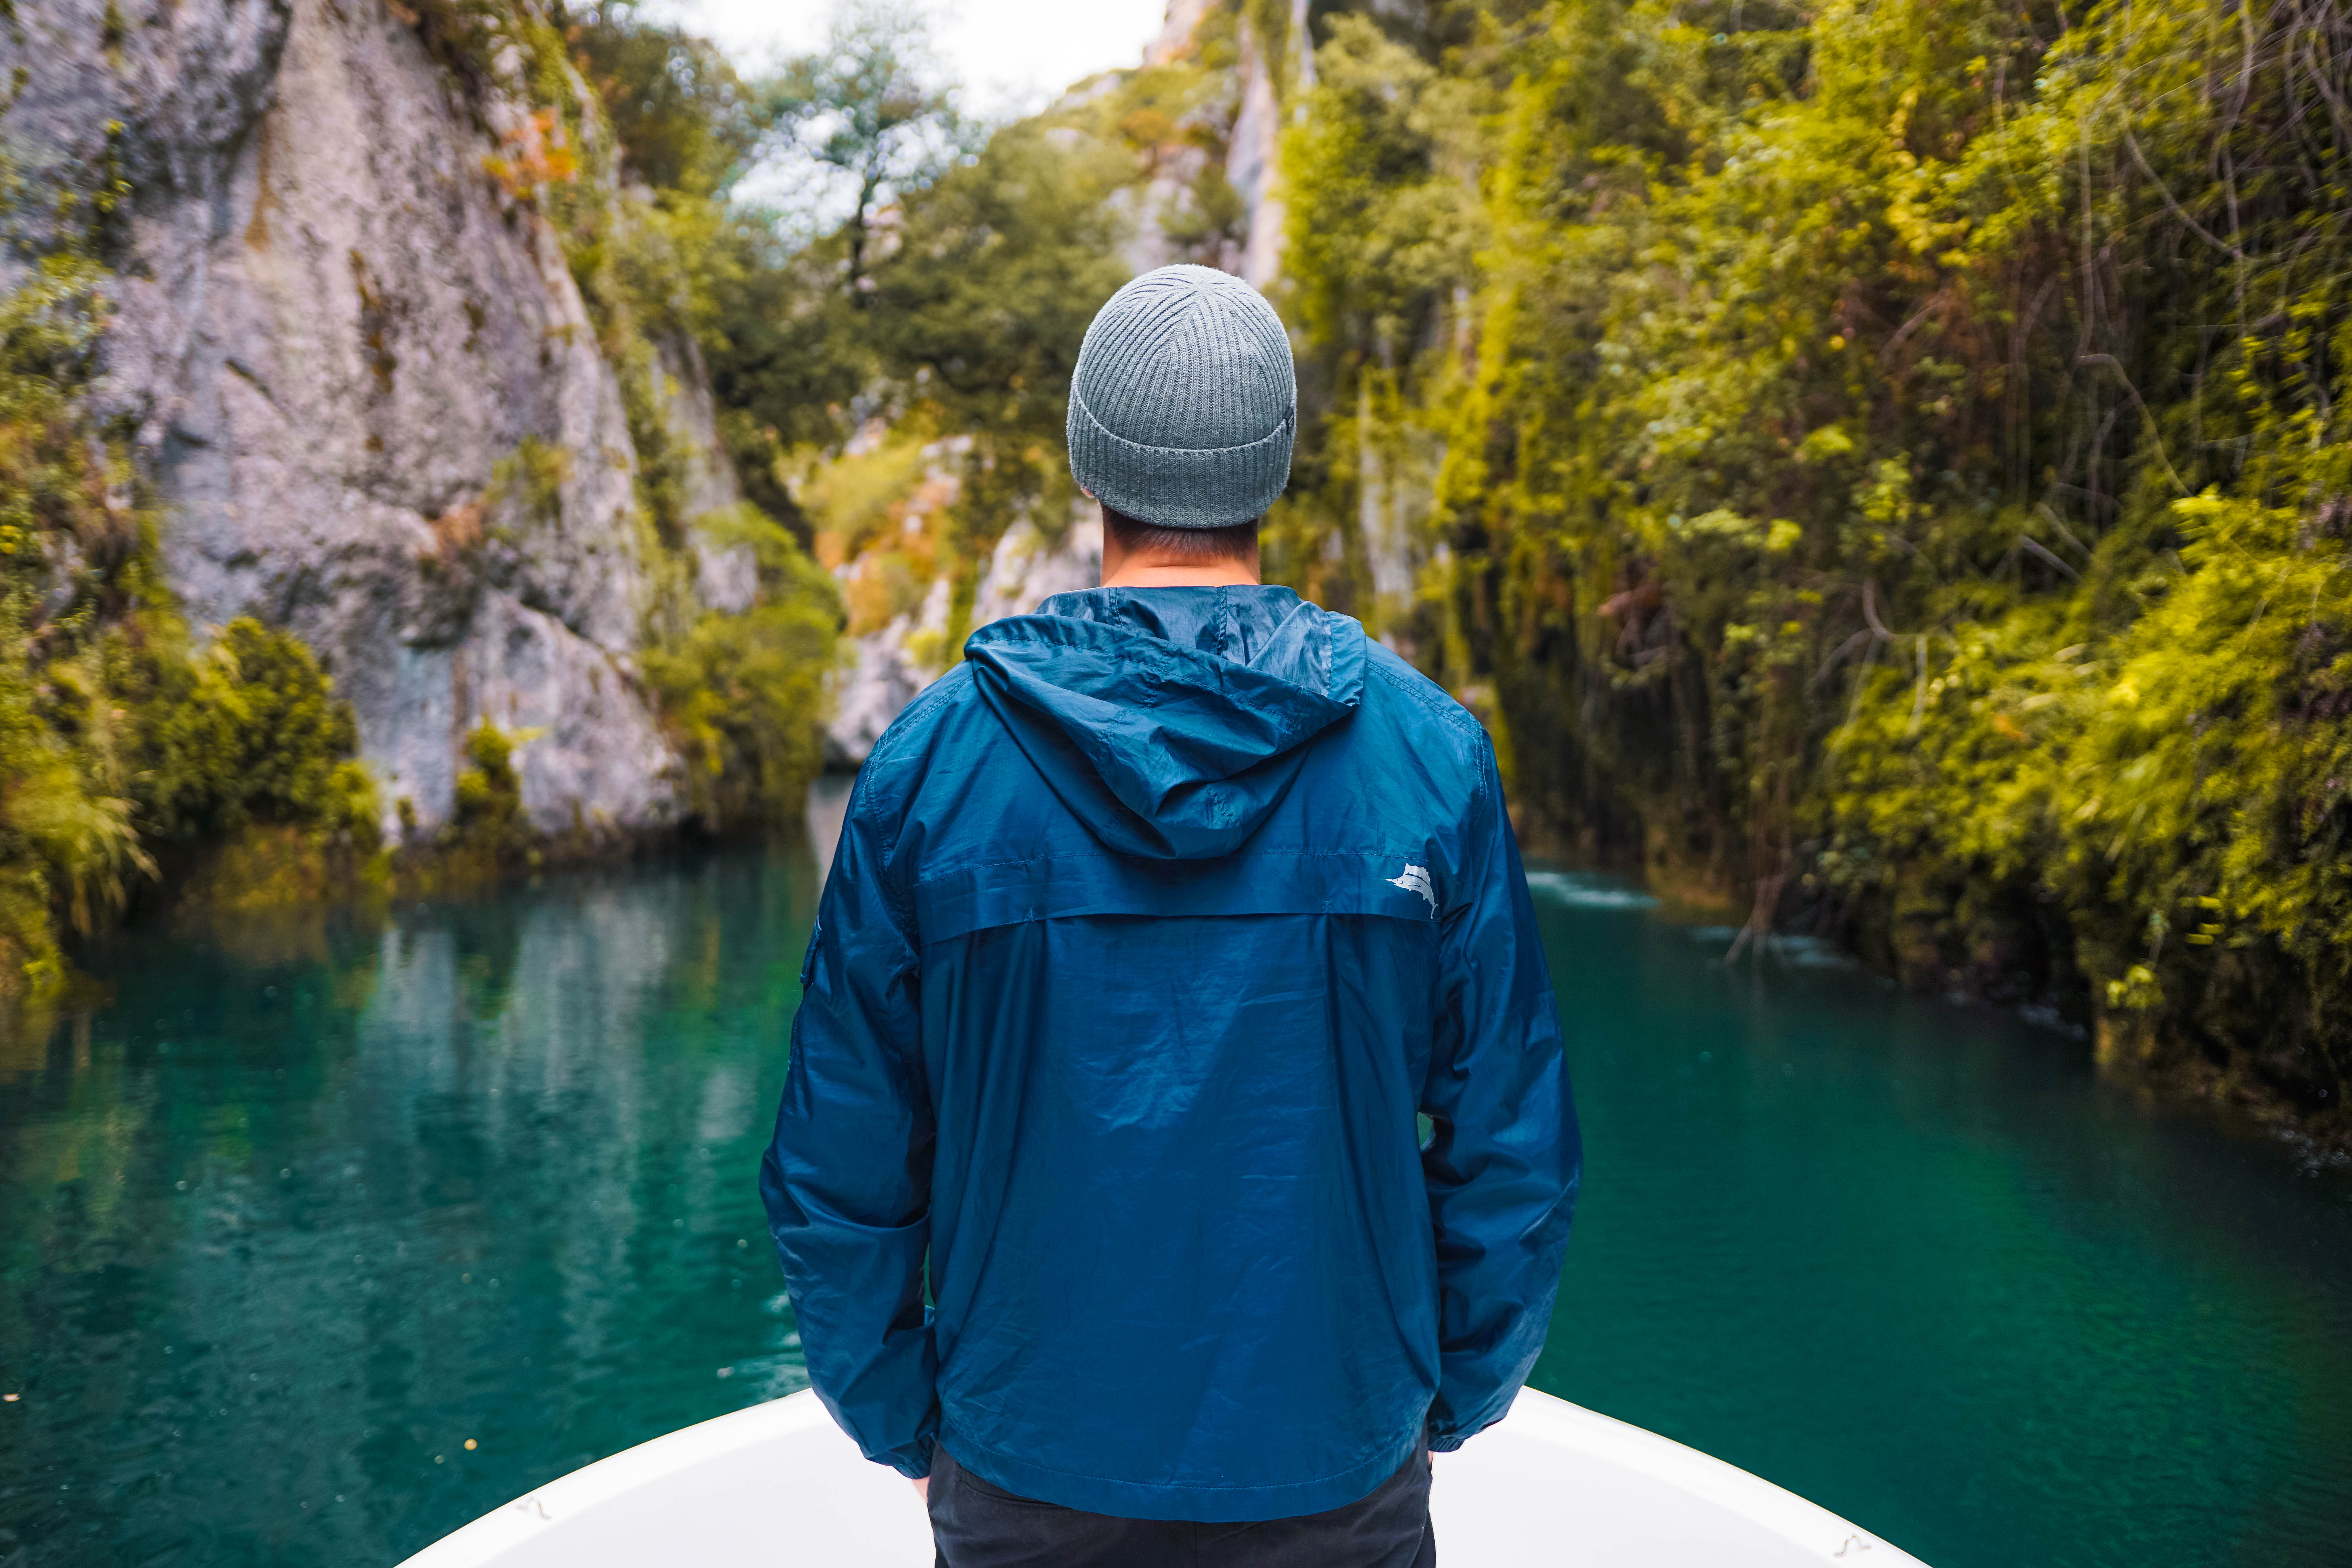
3, 840, 2349, 1566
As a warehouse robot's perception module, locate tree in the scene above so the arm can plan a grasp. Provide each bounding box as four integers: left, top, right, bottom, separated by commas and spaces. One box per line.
761, 2, 969, 294
565, 0, 768, 199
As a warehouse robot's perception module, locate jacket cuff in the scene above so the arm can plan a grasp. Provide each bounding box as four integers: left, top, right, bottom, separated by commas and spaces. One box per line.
1427, 1432, 1469, 1453
882, 1433, 937, 1479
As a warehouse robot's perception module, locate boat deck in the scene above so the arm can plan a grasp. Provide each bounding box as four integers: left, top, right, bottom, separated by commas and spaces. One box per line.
400, 1388, 1929, 1566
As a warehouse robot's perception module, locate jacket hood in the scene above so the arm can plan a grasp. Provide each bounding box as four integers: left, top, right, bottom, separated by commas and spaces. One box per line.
963, 586, 1365, 859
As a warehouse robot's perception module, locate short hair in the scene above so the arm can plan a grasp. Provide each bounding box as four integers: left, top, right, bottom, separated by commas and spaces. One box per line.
1102, 505, 1261, 565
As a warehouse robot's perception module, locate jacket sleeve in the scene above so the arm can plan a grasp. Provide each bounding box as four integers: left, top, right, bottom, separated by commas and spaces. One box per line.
1421, 740, 1581, 1451
760, 776, 938, 1477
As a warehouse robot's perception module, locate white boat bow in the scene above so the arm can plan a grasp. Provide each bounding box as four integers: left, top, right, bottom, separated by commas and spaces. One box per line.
398, 1388, 1929, 1566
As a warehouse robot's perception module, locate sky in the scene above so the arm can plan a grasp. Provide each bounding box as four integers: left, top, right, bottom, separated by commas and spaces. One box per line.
645, 0, 1173, 120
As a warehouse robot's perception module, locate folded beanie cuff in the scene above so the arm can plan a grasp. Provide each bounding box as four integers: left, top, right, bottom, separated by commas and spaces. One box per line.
1065, 264, 1298, 531
1068, 391, 1296, 531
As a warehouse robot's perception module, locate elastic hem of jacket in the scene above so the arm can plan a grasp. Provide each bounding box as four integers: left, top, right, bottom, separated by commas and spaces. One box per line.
936, 1422, 1425, 1524
1426, 1432, 1468, 1453
869, 1431, 936, 1480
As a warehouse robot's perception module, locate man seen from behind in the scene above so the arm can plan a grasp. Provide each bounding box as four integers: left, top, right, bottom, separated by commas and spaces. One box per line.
762, 264, 1580, 1567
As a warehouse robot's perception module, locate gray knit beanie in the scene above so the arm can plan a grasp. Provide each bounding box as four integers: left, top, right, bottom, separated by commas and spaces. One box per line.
1066, 265, 1297, 530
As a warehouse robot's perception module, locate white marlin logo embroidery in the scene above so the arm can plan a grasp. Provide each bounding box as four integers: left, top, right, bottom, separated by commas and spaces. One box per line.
1390, 864, 1436, 915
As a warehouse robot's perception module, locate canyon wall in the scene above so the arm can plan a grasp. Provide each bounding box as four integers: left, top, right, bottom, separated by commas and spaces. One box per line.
4, 0, 750, 837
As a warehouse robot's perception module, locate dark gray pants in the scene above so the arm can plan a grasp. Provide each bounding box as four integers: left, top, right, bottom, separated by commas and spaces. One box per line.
927, 1448, 1436, 1568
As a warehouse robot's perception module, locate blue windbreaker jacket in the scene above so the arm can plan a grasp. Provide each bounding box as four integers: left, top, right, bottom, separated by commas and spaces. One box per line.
761, 584, 1578, 1523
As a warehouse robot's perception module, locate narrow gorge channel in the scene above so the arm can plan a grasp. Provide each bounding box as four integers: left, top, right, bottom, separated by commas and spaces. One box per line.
3, 846, 2347, 1568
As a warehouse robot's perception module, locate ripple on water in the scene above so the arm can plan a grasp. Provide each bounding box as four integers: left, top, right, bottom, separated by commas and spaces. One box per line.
1521, 870, 1662, 909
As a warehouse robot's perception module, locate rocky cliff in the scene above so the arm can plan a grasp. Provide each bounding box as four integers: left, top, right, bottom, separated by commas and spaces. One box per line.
2, 0, 1305, 827
4, 0, 750, 839
822, 491, 1103, 770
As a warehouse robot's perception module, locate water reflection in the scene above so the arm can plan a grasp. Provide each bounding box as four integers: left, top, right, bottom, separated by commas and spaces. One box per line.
4, 844, 2352, 1568
0, 844, 820, 1565
805, 772, 854, 878
1534, 891, 2352, 1568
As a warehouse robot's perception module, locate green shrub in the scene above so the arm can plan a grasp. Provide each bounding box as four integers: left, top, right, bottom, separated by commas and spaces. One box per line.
644, 506, 842, 829
451, 719, 535, 858
0, 252, 379, 994
1274, 0, 2352, 1122
135, 618, 379, 846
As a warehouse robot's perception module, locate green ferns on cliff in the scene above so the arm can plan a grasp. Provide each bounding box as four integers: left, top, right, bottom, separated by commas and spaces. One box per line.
1275, 0, 2352, 1126
0, 260, 378, 996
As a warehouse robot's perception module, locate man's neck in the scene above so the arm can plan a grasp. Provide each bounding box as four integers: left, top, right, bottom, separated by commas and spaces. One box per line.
1098, 540, 1262, 589
1099, 560, 1261, 588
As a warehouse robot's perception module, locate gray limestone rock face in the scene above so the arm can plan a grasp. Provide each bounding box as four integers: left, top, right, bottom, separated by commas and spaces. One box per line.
1120, 0, 1294, 287
822, 509, 1103, 771
657, 333, 759, 615
823, 574, 951, 771
968, 512, 1103, 630
1225, 13, 1283, 290
4, 0, 753, 839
